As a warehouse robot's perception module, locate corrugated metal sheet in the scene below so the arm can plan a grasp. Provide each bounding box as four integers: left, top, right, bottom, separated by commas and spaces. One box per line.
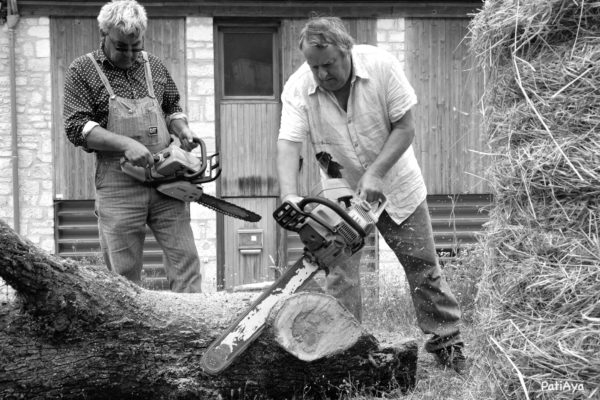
428, 194, 492, 262
54, 200, 169, 290
55, 194, 491, 290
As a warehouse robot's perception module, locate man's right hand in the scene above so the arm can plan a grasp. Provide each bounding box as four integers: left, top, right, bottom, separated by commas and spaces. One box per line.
124, 140, 155, 168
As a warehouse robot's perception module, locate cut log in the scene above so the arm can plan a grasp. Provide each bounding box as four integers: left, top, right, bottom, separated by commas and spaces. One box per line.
0, 220, 417, 399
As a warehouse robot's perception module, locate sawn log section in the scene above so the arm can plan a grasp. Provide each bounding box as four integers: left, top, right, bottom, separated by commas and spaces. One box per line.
0, 220, 417, 399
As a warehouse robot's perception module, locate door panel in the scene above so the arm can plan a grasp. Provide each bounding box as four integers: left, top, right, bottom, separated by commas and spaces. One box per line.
219, 103, 280, 197
405, 18, 487, 194
216, 22, 281, 289
222, 198, 278, 290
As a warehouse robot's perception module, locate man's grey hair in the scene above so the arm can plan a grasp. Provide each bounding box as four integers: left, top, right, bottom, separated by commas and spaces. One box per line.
97, 0, 147, 37
298, 16, 355, 55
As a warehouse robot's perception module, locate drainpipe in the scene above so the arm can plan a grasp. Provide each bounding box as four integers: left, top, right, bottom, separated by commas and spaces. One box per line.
7, 0, 20, 234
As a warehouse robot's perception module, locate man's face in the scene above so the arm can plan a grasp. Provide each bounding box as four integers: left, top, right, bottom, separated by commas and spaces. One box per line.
302, 43, 352, 92
104, 28, 144, 70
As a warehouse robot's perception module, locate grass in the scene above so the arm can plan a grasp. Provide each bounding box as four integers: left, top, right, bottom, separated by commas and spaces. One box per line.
345, 245, 488, 400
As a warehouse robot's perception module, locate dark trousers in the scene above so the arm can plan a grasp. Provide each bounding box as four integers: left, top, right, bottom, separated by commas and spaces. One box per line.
325, 200, 462, 351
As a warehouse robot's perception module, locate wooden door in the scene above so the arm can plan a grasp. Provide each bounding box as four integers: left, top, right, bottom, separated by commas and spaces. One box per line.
404, 18, 487, 195
51, 17, 187, 200
216, 22, 281, 290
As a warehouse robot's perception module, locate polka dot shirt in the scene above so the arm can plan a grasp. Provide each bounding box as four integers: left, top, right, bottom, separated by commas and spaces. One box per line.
63, 46, 183, 149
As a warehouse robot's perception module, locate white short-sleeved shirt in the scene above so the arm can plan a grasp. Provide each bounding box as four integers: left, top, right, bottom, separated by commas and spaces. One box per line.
279, 44, 427, 224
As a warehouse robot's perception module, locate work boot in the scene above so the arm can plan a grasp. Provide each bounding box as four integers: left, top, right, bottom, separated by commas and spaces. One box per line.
433, 342, 467, 374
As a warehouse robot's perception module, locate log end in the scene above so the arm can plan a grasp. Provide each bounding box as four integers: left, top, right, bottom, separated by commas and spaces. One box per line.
272, 292, 365, 361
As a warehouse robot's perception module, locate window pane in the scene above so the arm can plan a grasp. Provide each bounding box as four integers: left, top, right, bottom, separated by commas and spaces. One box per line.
223, 32, 274, 96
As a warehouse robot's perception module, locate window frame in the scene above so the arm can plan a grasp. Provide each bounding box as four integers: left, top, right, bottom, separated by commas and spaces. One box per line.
216, 22, 281, 102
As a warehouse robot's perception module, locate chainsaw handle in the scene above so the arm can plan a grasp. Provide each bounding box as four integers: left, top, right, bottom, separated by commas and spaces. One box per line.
369, 194, 388, 220
297, 197, 367, 237
182, 138, 207, 180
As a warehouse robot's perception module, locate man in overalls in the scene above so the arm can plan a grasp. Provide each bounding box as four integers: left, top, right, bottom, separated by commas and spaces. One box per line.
277, 16, 467, 373
63, 0, 201, 292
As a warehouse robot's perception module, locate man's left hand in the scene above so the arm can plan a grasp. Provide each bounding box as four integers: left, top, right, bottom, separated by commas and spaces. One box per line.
356, 171, 385, 203
177, 127, 201, 152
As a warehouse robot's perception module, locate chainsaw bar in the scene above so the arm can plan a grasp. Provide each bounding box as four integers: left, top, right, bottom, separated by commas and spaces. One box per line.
200, 257, 320, 374
196, 193, 261, 222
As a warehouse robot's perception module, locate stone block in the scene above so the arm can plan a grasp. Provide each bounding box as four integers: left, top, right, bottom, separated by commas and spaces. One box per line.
192, 48, 214, 60
0, 207, 13, 219
192, 78, 214, 95
27, 58, 50, 72
20, 42, 35, 57
39, 192, 53, 207
0, 181, 12, 195
187, 22, 212, 42
29, 225, 54, 236
0, 158, 11, 171
188, 122, 214, 138
389, 31, 405, 43
40, 238, 55, 253
17, 149, 34, 168
27, 25, 50, 39
377, 19, 396, 30
188, 63, 213, 78
204, 97, 214, 121
190, 202, 216, 220
22, 180, 40, 196
35, 40, 50, 58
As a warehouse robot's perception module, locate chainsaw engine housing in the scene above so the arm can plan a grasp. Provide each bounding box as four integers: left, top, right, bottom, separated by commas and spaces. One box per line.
273, 178, 384, 270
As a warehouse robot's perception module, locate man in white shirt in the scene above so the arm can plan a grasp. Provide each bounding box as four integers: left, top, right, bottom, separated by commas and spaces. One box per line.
277, 16, 466, 373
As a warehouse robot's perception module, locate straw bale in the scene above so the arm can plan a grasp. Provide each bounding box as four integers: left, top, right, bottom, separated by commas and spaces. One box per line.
468, 1, 600, 398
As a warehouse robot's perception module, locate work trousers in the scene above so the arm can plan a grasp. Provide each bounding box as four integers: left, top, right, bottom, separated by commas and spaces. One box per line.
325, 200, 462, 351
95, 159, 202, 293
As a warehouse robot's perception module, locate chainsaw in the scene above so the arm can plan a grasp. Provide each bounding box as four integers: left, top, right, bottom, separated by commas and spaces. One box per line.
200, 178, 386, 374
120, 137, 261, 222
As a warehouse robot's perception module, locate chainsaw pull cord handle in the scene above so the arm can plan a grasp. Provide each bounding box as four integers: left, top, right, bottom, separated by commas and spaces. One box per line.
297, 197, 367, 238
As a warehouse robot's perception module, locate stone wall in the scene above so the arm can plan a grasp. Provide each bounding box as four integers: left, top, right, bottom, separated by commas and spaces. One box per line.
376, 18, 407, 289
0, 17, 54, 252
186, 17, 218, 293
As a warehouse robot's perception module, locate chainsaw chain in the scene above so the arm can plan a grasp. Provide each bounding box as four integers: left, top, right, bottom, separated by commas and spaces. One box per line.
196, 193, 261, 222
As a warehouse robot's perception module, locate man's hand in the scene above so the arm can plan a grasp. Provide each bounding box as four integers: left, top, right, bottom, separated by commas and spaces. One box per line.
176, 127, 202, 152
282, 194, 304, 205
356, 170, 385, 203
124, 139, 155, 168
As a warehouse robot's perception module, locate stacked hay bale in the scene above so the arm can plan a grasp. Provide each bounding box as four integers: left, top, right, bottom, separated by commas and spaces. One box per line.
469, 1, 600, 399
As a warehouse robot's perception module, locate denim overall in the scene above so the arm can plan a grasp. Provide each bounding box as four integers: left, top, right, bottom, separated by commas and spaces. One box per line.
87, 52, 201, 293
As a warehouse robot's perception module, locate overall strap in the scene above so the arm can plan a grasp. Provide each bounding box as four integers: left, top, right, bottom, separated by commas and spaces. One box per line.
141, 51, 156, 99
86, 53, 116, 98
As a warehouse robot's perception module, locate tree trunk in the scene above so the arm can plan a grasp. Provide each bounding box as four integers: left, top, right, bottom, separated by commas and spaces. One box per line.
0, 220, 417, 399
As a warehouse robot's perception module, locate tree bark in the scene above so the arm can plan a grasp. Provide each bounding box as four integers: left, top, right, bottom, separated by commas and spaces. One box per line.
0, 220, 417, 399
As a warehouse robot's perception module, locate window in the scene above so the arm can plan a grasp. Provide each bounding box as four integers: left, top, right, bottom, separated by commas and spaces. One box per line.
219, 25, 279, 99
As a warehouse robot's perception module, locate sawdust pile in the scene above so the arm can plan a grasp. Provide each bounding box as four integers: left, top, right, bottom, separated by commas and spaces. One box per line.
468, 1, 600, 398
